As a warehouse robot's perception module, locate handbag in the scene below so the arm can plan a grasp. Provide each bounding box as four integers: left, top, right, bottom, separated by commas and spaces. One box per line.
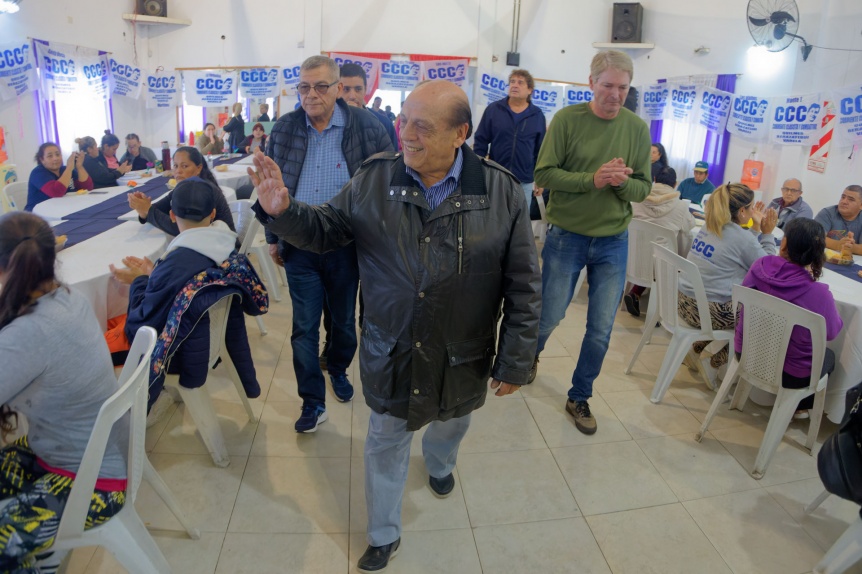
817, 382, 862, 506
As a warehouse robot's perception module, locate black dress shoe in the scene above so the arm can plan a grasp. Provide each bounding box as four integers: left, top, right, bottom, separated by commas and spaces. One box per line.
428, 473, 455, 497
357, 538, 400, 573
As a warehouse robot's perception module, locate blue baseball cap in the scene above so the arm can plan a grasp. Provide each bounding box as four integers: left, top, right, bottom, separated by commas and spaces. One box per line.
694, 161, 709, 172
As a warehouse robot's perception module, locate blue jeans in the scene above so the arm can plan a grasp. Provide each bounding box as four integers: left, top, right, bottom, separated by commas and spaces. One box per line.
520, 182, 534, 209
364, 411, 471, 546
536, 226, 628, 402
283, 244, 359, 408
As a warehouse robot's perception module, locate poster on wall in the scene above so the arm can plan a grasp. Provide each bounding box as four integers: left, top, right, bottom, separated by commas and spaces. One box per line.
238, 68, 279, 99
726, 94, 770, 141
420, 59, 469, 89
108, 58, 143, 99
378, 60, 421, 91
695, 86, 732, 133
35, 41, 81, 98
637, 84, 667, 121
0, 40, 37, 101
476, 68, 508, 107
563, 85, 593, 107
330, 53, 384, 96
769, 93, 823, 146
831, 85, 862, 145
82, 54, 110, 101
144, 71, 179, 109
184, 70, 236, 106
664, 84, 697, 123
531, 83, 563, 120
279, 64, 301, 97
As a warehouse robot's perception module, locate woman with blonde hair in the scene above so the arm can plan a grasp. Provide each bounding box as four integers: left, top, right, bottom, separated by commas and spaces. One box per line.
678, 182, 778, 385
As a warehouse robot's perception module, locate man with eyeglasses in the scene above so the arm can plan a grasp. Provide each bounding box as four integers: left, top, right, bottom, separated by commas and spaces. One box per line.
264, 55, 393, 433
766, 178, 813, 229
340, 63, 398, 148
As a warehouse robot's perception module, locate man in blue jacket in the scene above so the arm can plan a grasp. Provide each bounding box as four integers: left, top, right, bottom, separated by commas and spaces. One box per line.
473, 68, 547, 207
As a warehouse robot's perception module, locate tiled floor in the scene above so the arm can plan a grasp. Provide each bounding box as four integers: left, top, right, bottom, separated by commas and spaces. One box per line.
66, 272, 861, 574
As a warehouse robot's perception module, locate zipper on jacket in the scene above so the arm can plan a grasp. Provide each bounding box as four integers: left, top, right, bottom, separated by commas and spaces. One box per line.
457, 212, 464, 274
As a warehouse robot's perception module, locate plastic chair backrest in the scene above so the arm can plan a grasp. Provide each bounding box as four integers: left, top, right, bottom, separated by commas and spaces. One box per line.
55, 326, 157, 541
229, 199, 261, 255
2, 181, 27, 212
700, 193, 712, 209
626, 219, 678, 287
733, 284, 827, 394
652, 242, 714, 335
205, 294, 234, 368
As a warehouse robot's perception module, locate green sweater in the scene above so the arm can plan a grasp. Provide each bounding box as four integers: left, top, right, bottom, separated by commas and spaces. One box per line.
535, 103, 652, 237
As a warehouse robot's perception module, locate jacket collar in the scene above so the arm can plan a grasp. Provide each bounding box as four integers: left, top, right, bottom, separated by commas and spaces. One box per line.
389, 144, 487, 196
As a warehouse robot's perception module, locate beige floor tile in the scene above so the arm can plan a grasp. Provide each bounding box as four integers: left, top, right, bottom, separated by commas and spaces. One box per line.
137, 454, 247, 533
228, 455, 350, 533
197, 370, 273, 409
553, 441, 677, 515
145, 400, 179, 453
63, 547, 98, 574
473, 517, 611, 574
458, 397, 547, 453
710, 424, 820, 486
518, 355, 578, 398
348, 456, 470, 533
602, 388, 702, 439
592, 364, 656, 394
251, 399, 352, 458
526, 394, 631, 448
458, 449, 579, 526
539, 331, 571, 358
216, 532, 349, 574
151, 400, 259, 458
669, 382, 771, 431
347, 529, 483, 574
637, 433, 762, 501
683, 489, 824, 574
586, 503, 732, 574
765, 478, 862, 552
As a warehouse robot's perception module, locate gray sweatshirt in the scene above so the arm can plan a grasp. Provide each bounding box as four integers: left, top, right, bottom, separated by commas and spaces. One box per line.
679, 222, 777, 303
0, 288, 127, 478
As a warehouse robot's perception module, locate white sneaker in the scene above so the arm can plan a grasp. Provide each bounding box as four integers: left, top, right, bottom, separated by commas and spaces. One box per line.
698, 357, 719, 390
683, 350, 701, 373
793, 409, 810, 420
146, 390, 176, 428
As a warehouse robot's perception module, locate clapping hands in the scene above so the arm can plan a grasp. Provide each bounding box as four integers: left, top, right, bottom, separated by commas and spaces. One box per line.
750, 201, 778, 235
109, 256, 154, 284
594, 158, 633, 189
128, 191, 152, 218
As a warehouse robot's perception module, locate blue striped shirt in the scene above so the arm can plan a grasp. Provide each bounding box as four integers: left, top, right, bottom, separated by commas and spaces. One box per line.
295, 105, 350, 206
405, 149, 463, 211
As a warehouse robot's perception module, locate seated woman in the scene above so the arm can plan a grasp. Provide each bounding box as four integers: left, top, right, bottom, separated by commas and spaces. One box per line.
624, 166, 697, 317
79, 133, 132, 188
25, 143, 92, 211
241, 123, 267, 154
197, 122, 224, 155
222, 103, 245, 153
735, 218, 843, 419
0, 212, 126, 572
127, 146, 235, 236
650, 142, 668, 182
679, 182, 778, 386
118, 133, 157, 171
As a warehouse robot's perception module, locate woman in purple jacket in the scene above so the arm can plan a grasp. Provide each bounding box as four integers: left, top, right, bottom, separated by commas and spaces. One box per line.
734, 218, 844, 419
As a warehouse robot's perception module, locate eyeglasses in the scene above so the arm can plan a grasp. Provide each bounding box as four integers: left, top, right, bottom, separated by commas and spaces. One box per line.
296, 80, 339, 96
781, 187, 801, 193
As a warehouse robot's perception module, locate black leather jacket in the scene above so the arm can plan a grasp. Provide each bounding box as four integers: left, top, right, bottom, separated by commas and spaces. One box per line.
255, 145, 541, 430
264, 98, 394, 255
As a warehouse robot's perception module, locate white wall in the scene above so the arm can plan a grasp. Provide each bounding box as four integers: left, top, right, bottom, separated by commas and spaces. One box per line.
1, 0, 860, 212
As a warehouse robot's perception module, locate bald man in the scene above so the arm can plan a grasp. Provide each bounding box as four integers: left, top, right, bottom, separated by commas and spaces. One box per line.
767, 178, 813, 229
251, 80, 540, 573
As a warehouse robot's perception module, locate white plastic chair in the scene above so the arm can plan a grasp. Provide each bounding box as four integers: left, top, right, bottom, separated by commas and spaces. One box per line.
164, 294, 258, 468
1, 181, 27, 212
247, 188, 289, 296
50, 327, 173, 573
230, 199, 269, 335
624, 219, 677, 337
625, 243, 735, 403
695, 285, 828, 479
700, 193, 712, 210
805, 491, 862, 573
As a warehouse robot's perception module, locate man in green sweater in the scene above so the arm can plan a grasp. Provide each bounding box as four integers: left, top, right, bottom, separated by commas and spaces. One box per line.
532, 50, 651, 435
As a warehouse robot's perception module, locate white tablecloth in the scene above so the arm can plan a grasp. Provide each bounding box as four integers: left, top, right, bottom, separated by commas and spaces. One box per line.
117, 187, 236, 221
117, 165, 251, 190
57, 221, 169, 330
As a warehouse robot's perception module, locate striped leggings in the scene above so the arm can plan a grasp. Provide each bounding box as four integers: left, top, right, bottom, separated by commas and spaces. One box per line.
677, 292, 735, 368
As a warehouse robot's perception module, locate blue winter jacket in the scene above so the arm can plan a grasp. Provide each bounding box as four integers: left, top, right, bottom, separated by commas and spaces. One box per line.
473, 97, 546, 184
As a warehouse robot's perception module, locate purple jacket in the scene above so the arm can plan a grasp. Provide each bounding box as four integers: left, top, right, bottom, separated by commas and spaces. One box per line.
734, 256, 843, 378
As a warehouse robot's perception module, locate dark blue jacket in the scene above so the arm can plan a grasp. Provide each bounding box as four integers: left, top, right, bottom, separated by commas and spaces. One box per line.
473, 97, 546, 184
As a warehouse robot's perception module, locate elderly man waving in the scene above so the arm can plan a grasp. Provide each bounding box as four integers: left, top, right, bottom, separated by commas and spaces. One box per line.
250, 79, 541, 573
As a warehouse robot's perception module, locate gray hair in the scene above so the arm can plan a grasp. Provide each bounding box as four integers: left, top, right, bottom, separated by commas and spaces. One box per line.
590, 50, 634, 82
301, 56, 339, 81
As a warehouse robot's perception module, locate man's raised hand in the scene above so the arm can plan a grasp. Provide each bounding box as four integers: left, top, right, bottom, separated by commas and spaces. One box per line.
248, 149, 291, 217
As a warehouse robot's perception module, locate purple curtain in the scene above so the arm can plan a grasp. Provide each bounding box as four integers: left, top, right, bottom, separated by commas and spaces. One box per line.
649, 78, 666, 144
702, 74, 737, 187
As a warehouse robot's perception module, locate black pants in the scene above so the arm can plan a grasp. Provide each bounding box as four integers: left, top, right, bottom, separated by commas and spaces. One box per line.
735, 348, 835, 410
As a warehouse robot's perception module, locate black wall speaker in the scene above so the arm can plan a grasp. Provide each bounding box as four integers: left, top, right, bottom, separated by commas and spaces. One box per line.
137, 0, 167, 18
612, 3, 643, 43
